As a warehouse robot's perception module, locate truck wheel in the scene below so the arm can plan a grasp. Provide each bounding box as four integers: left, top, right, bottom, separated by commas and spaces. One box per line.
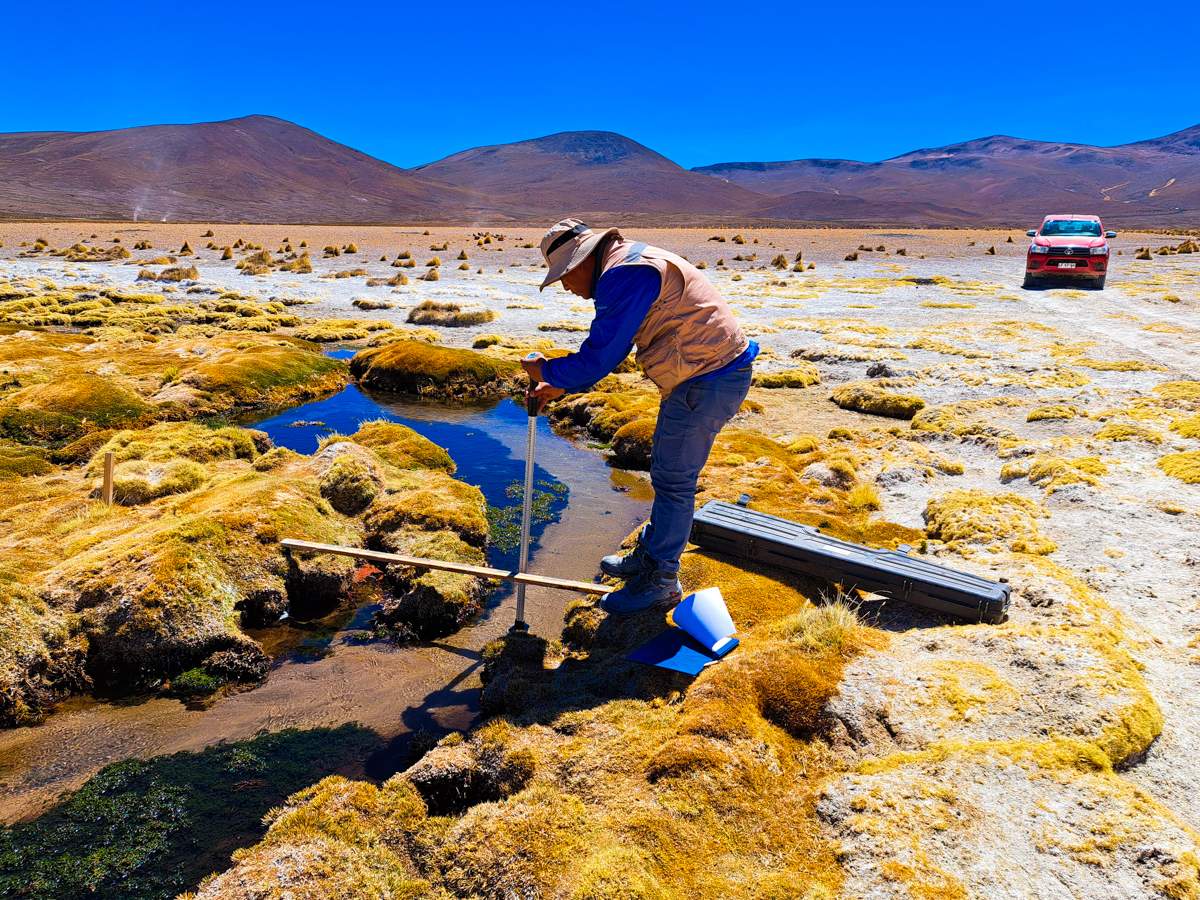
1022, 274, 1040, 289
1093, 274, 1106, 290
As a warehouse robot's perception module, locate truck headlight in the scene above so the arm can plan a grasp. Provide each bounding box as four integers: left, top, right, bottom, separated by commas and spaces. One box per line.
1030, 244, 1049, 254
1090, 246, 1108, 255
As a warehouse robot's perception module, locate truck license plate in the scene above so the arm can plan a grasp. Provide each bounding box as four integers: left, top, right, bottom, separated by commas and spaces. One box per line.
1059, 262, 1076, 269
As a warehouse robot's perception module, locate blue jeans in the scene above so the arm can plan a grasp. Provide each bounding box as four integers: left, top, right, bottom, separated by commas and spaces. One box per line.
641, 365, 753, 573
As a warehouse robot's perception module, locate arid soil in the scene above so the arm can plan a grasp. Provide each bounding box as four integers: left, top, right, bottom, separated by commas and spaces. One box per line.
2, 224, 1199, 899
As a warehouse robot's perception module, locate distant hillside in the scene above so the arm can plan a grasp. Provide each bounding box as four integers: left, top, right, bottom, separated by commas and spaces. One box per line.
0, 115, 491, 223
412, 131, 764, 217
751, 191, 979, 227
0, 116, 1197, 226
695, 125, 1200, 227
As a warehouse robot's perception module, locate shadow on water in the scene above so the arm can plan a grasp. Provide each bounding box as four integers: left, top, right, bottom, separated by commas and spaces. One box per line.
0, 372, 653, 896
363, 650, 487, 783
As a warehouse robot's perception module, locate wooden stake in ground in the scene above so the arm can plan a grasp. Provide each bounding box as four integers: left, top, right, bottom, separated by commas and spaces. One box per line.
280, 539, 614, 595
102, 452, 114, 505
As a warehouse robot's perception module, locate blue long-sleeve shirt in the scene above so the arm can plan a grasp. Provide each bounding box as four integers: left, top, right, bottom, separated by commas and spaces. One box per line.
542, 266, 758, 393
542, 266, 657, 393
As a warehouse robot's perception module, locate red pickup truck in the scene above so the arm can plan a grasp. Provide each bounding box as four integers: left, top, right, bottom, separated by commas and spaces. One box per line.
1024, 215, 1116, 290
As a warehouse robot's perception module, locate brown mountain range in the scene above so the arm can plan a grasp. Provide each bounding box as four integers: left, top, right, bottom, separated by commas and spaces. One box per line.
0, 116, 492, 224
0, 115, 1196, 226
413, 131, 975, 225
695, 126, 1200, 228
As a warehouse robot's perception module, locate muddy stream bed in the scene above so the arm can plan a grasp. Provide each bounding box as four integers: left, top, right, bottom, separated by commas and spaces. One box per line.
0, 377, 652, 829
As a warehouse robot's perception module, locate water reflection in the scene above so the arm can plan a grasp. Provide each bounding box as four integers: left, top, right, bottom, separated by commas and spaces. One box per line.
249, 385, 575, 572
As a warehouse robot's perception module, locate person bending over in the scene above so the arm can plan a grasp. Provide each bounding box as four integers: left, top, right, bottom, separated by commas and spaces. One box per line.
522, 219, 758, 615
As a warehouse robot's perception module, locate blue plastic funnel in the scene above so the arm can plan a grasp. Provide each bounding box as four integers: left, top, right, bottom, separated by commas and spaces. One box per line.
671, 587, 737, 657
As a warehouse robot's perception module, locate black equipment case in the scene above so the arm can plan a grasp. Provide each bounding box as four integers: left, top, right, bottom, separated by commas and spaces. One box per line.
689, 499, 1009, 623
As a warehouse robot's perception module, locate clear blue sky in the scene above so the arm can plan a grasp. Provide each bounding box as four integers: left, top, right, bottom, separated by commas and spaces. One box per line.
4, 0, 1198, 170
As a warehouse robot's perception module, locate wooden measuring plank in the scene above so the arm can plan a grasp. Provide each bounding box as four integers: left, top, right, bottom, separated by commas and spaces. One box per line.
281, 539, 615, 595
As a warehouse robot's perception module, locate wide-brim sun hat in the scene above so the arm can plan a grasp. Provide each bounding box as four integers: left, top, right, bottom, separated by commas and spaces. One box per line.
538, 218, 619, 291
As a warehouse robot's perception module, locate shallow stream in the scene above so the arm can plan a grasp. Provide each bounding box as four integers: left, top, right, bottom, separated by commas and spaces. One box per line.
0, 380, 652, 826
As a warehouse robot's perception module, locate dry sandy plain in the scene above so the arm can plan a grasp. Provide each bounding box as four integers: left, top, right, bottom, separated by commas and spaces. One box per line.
2, 222, 1200, 898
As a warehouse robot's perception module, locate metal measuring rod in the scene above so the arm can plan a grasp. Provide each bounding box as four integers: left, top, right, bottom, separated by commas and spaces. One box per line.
513, 355, 542, 632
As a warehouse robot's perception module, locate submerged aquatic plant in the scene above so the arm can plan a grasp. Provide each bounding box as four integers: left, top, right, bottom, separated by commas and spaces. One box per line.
486, 479, 568, 552
0, 725, 383, 900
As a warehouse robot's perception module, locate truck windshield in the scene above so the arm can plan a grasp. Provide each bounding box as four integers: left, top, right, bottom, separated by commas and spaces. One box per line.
1041, 220, 1102, 237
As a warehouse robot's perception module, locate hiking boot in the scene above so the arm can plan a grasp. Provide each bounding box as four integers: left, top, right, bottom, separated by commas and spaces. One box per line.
600, 569, 683, 616
600, 541, 652, 578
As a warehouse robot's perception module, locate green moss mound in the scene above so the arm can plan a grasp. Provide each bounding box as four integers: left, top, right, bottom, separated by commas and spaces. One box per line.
169, 665, 222, 695
612, 418, 655, 470
318, 454, 379, 514
89, 421, 265, 473
55, 470, 361, 688
294, 318, 393, 342
0, 441, 55, 479
111, 458, 208, 504
925, 488, 1056, 555
182, 340, 347, 410
48, 430, 114, 466
364, 469, 488, 547
1159, 451, 1200, 484
344, 419, 455, 472
548, 388, 659, 443
0, 374, 154, 441
831, 381, 926, 419
407, 300, 498, 328
351, 340, 521, 399
753, 363, 821, 389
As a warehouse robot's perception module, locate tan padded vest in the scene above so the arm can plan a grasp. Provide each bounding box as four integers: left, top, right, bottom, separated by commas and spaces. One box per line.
597, 238, 749, 396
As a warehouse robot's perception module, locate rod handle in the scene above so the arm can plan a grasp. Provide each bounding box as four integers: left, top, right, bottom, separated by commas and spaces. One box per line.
523, 352, 543, 418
